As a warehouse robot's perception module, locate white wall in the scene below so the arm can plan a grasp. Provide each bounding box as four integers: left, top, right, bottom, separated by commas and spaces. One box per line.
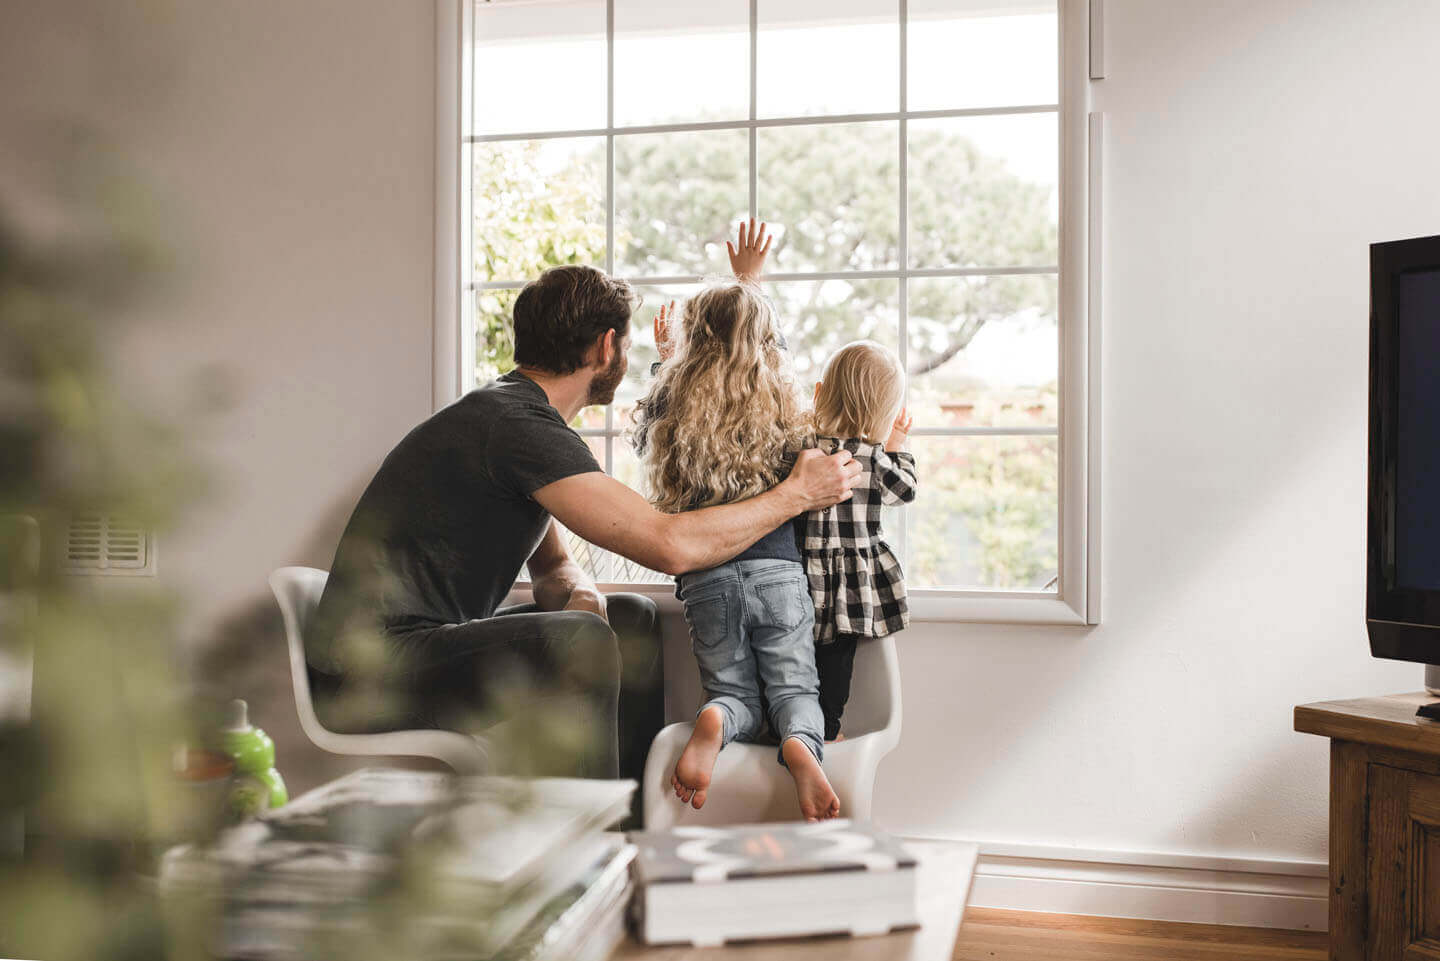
877, 0, 1440, 865
10, 0, 1440, 885
137, 1, 438, 622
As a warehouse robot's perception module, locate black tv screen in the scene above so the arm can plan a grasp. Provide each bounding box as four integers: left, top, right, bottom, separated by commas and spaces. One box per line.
1369, 235, 1440, 664
1395, 267, 1440, 591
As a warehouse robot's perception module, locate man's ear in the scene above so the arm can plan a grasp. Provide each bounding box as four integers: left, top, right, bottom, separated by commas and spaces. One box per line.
604, 328, 620, 367
592, 328, 617, 370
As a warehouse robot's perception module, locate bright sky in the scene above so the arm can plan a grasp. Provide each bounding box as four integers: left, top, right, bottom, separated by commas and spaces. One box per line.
471, 2, 1056, 182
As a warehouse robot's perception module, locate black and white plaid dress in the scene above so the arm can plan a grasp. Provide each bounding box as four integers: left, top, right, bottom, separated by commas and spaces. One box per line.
803, 436, 919, 643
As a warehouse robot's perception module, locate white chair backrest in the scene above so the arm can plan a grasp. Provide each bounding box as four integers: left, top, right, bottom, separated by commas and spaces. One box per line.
266, 565, 490, 774
267, 566, 331, 742
840, 634, 901, 738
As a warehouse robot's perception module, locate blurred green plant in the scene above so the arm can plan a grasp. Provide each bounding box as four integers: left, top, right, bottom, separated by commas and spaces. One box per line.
0, 134, 220, 958
0, 125, 598, 961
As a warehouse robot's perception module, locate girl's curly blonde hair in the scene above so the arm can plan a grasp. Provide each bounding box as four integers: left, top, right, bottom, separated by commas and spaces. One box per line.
631, 283, 809, 514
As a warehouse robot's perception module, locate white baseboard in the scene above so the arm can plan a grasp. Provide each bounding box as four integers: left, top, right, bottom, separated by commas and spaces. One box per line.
904, 837, 1329, 932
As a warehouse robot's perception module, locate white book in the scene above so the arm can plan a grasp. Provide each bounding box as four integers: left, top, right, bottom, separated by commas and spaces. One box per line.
629, 819, 919, 947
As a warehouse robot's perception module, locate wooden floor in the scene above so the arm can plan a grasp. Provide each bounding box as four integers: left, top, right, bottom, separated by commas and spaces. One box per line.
952, 909, 1328, 961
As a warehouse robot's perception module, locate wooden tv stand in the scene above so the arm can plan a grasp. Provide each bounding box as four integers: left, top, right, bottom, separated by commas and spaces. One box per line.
1295, 693, 1440, 960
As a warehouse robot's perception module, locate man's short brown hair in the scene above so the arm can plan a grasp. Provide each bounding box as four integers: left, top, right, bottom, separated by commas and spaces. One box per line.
512, 265, 636, 374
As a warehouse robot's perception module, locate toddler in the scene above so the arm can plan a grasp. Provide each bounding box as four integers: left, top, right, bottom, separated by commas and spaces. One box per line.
805, 342, 918, 741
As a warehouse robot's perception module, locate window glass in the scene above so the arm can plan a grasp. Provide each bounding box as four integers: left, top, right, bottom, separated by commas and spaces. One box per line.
614, 0, 750, 126
908, 1, 1058, 111
758, 122, 900, 274
906, 435, 1058, 590
907, 275, 1058, 429
473, 1, 607, 135
909, 114, 1059, 269
468, 0, 1065, 594
614, 130, 749, 277
472, 139, 606, 284
757, 0, 899, 118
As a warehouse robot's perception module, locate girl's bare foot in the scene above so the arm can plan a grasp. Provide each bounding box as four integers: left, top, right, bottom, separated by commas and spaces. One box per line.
781, 737, 840, 821
671, 706, 725, 810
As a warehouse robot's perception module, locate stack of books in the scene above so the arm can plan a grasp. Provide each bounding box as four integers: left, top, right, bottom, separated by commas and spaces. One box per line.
628, 819, 920, 947
158, 768, 635, 961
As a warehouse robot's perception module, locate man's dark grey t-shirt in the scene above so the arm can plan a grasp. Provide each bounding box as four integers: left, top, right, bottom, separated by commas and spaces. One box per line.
308, 371, 601, 673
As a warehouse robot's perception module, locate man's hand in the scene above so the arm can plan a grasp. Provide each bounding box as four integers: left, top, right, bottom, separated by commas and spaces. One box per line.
885, 407, 913, 453
784, 448, 863, 512
726, 218, 773, 282
654, 300, 677, 362
563, 587, 608, 622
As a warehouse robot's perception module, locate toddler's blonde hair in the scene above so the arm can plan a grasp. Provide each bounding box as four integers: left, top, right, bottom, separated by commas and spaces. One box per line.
633, 283, 809, 514
813, 341, 906, 444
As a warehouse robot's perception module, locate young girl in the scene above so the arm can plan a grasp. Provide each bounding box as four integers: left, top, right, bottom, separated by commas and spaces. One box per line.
632, 221, 840, 821
806, 342, 918, 741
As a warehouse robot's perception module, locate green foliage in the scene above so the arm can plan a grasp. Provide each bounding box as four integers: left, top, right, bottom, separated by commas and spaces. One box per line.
471, 122, 1061, 588
472, 141, 608, 381
910, 437, 1058, 589
614, 131, 748, 277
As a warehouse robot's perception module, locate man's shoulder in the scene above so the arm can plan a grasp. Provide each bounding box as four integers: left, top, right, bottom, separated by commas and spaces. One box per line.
368, 380, 555, 477
461, 375, 567, 425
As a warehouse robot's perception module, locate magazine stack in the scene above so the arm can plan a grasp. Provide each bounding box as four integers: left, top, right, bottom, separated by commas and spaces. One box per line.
159, 768, 635, 961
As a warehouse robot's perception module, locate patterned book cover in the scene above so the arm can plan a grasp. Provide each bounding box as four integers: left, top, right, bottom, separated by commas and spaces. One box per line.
630, 819, 917, 885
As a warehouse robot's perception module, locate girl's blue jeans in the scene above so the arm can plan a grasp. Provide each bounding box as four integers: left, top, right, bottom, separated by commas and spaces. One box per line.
676, 558, 825, 765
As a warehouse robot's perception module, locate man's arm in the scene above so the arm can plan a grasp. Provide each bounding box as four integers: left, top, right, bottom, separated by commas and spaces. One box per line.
525, 520, 607, 618
533, 448, 860, 576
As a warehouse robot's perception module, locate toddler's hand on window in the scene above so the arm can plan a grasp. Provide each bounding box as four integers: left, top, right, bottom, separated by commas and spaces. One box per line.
886, 408, 913, 452
726, 218, 773, 282
654, 300, 677, 361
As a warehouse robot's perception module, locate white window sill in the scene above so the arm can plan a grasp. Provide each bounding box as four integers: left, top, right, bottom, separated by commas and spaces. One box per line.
508, 582, 1088, 626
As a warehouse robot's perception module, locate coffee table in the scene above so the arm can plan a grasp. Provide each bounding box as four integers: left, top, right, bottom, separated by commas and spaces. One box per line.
611, 839, 979, 961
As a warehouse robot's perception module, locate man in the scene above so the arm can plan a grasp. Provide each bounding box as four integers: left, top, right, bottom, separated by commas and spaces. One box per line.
307, 262, 860, 797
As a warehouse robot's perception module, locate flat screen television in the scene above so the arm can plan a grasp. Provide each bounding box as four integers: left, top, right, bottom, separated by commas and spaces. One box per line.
1368, 233, 1440, 672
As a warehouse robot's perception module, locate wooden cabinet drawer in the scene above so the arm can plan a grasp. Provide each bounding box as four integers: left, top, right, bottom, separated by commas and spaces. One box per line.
1368, 765, 1440, 961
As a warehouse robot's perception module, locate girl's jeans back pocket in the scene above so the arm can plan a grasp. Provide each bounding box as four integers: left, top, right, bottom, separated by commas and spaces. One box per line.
755, 575, 812, 632
683, 593, 731, 652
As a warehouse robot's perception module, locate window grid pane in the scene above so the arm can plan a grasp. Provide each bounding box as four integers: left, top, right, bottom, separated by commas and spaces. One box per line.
469, 0, 1060, 592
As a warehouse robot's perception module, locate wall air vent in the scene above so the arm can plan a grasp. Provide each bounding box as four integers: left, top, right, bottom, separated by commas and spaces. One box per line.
66, 513, 156, 576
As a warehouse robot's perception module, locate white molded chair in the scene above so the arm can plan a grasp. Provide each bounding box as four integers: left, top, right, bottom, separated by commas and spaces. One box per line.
642, 633, 901, 829
268, 566, 487, 774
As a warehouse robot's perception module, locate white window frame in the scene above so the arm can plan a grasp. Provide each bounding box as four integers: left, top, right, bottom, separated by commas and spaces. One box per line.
433, 0, 1101, 625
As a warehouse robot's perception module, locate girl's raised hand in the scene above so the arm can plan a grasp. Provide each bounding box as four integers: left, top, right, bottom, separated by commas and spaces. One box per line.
654, 300, 678, 361
885, 407, 913, 453
726, 218, 773, 282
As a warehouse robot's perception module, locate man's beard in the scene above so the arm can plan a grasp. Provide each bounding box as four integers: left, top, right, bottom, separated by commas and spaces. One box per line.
586, 346, 626, 406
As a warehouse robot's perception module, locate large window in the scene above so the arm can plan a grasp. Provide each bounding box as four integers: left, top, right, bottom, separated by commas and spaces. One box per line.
448, 0, 1093, 616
